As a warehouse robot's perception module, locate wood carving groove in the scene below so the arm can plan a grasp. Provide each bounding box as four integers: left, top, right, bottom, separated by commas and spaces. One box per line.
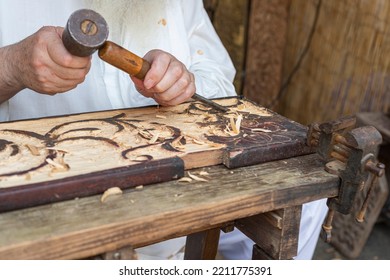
0, 97, 313, 212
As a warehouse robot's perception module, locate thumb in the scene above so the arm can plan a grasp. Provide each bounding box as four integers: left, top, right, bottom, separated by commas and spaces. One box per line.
130, 75, 153, 98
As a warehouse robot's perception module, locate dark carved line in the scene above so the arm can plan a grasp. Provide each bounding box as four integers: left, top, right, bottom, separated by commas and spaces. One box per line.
47, 115, 128, 138
121, 144, 160, 159
161, 143, 183, 153
10, 144, 19, 156
1, 129, 45, 140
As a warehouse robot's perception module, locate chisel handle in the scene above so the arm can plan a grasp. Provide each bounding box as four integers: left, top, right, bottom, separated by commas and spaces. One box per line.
98, 41, 150, 79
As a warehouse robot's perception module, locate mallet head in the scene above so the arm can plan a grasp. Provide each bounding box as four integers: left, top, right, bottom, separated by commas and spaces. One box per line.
62, 9, 109, 57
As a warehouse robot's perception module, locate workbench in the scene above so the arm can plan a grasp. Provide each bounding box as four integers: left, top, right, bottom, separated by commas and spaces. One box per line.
0, 97, 344, 259
0, 153, 339, 260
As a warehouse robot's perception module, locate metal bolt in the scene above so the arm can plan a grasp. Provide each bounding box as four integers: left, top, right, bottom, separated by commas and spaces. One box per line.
365, 161, 385, 177
81, 19, 98, 36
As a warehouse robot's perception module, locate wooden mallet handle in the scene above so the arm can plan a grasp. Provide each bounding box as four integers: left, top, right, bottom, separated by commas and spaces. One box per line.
98, 41, 150, 80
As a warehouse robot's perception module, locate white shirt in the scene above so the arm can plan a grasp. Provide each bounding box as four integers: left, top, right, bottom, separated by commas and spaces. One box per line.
0, 0, 236, 122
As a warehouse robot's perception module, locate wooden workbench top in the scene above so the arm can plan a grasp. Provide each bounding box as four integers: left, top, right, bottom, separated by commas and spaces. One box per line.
0, 153, 339, 260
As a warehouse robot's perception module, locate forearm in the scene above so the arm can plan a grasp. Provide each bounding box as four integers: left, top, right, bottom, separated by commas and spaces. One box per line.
0, 45, 24, 103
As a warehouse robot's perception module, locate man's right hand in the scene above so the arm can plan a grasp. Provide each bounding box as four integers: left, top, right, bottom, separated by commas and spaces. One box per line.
0, 26, 91, 102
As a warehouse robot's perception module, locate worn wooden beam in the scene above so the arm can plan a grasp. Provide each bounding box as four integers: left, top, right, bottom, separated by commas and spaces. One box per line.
243, 0, 290, 107
236, 206, 301, 259
0, 154, 339, 259
184, 227, 221, 260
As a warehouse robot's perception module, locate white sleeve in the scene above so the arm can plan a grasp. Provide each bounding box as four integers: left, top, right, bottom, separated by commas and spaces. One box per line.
181, 0, 237, 99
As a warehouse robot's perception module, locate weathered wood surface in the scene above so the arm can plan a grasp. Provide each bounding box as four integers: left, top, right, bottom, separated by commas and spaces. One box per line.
203, 0, 249, 94
0, 154, 339, 260
0, 97, 313, 212
242, 0, 290, 107
184, 227, 221, 260
280, 0, 390, 124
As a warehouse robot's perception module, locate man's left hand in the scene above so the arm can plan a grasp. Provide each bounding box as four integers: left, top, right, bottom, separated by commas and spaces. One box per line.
130, 49, 196, 106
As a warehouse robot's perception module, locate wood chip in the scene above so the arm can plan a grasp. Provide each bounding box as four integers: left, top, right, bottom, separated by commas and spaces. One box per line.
171, 135, 186, 151
149, 132, 160, 144
178, 177, 193, 183
199, 171, 209, 176
138, 130, 153, 140
25, 144, 40, 156
229, 114, 242, 134
135, 185, 143, 190
101, 187, 123, 203
235, 114, 243, 133
156, 115, 167, 119
188, 172, 208, 182
251, 128, 272, 133
46, 158, 70, 172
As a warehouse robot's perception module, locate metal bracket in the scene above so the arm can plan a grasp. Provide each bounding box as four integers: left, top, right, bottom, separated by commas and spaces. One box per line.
307, 116, 385, 242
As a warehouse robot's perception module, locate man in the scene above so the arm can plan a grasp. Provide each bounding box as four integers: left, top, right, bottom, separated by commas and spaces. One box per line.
0, 0, 327, 259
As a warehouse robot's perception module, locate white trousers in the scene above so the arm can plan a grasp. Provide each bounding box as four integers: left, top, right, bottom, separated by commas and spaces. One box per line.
136, 198, 329, 260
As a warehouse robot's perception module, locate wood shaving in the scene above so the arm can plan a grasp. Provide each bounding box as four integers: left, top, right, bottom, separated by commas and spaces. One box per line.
178, 177, 193, 183
25, 144, 40, 156
155, 115, 167, 119
183, 133, 206, 145
101, 187, 123, 203
46, 158, 70, 172
192, 138, 206, 145
171, 135, 186, 151
199, 171, 209, 176
138, 130, 153, 140
229, 114, 242, 135
134, 155, 151, 162
188, 172, 208, 182
235, 115, 243, 133
251, 128, 272, 133
149, 132, 160, 144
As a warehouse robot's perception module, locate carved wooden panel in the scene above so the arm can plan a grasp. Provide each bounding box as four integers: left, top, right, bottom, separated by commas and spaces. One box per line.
0, 97, 313, 212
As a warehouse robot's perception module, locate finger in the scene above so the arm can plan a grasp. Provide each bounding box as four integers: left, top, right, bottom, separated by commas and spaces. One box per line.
154, 84, 195, 106
52, 60, 91, 81
47, 27, 92, 69
130, 76, 154, 98
153, 73, 195, 103
152, 61, 186, 93
33, 67, 85, 94
143, 50, 171, 89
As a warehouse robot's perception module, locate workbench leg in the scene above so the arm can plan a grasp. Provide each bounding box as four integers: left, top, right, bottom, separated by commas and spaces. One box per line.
235, 206, 302, 260
184, 228, 220, 260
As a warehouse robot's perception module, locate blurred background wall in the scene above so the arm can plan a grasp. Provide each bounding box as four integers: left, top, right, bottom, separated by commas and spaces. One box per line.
204, 0, 390, 125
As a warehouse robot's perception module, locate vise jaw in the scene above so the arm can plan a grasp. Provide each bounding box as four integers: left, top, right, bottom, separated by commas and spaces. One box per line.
307, 116, 385, 242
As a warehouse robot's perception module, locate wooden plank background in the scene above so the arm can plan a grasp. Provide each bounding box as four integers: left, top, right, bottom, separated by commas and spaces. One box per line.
205, 0, 390, 125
